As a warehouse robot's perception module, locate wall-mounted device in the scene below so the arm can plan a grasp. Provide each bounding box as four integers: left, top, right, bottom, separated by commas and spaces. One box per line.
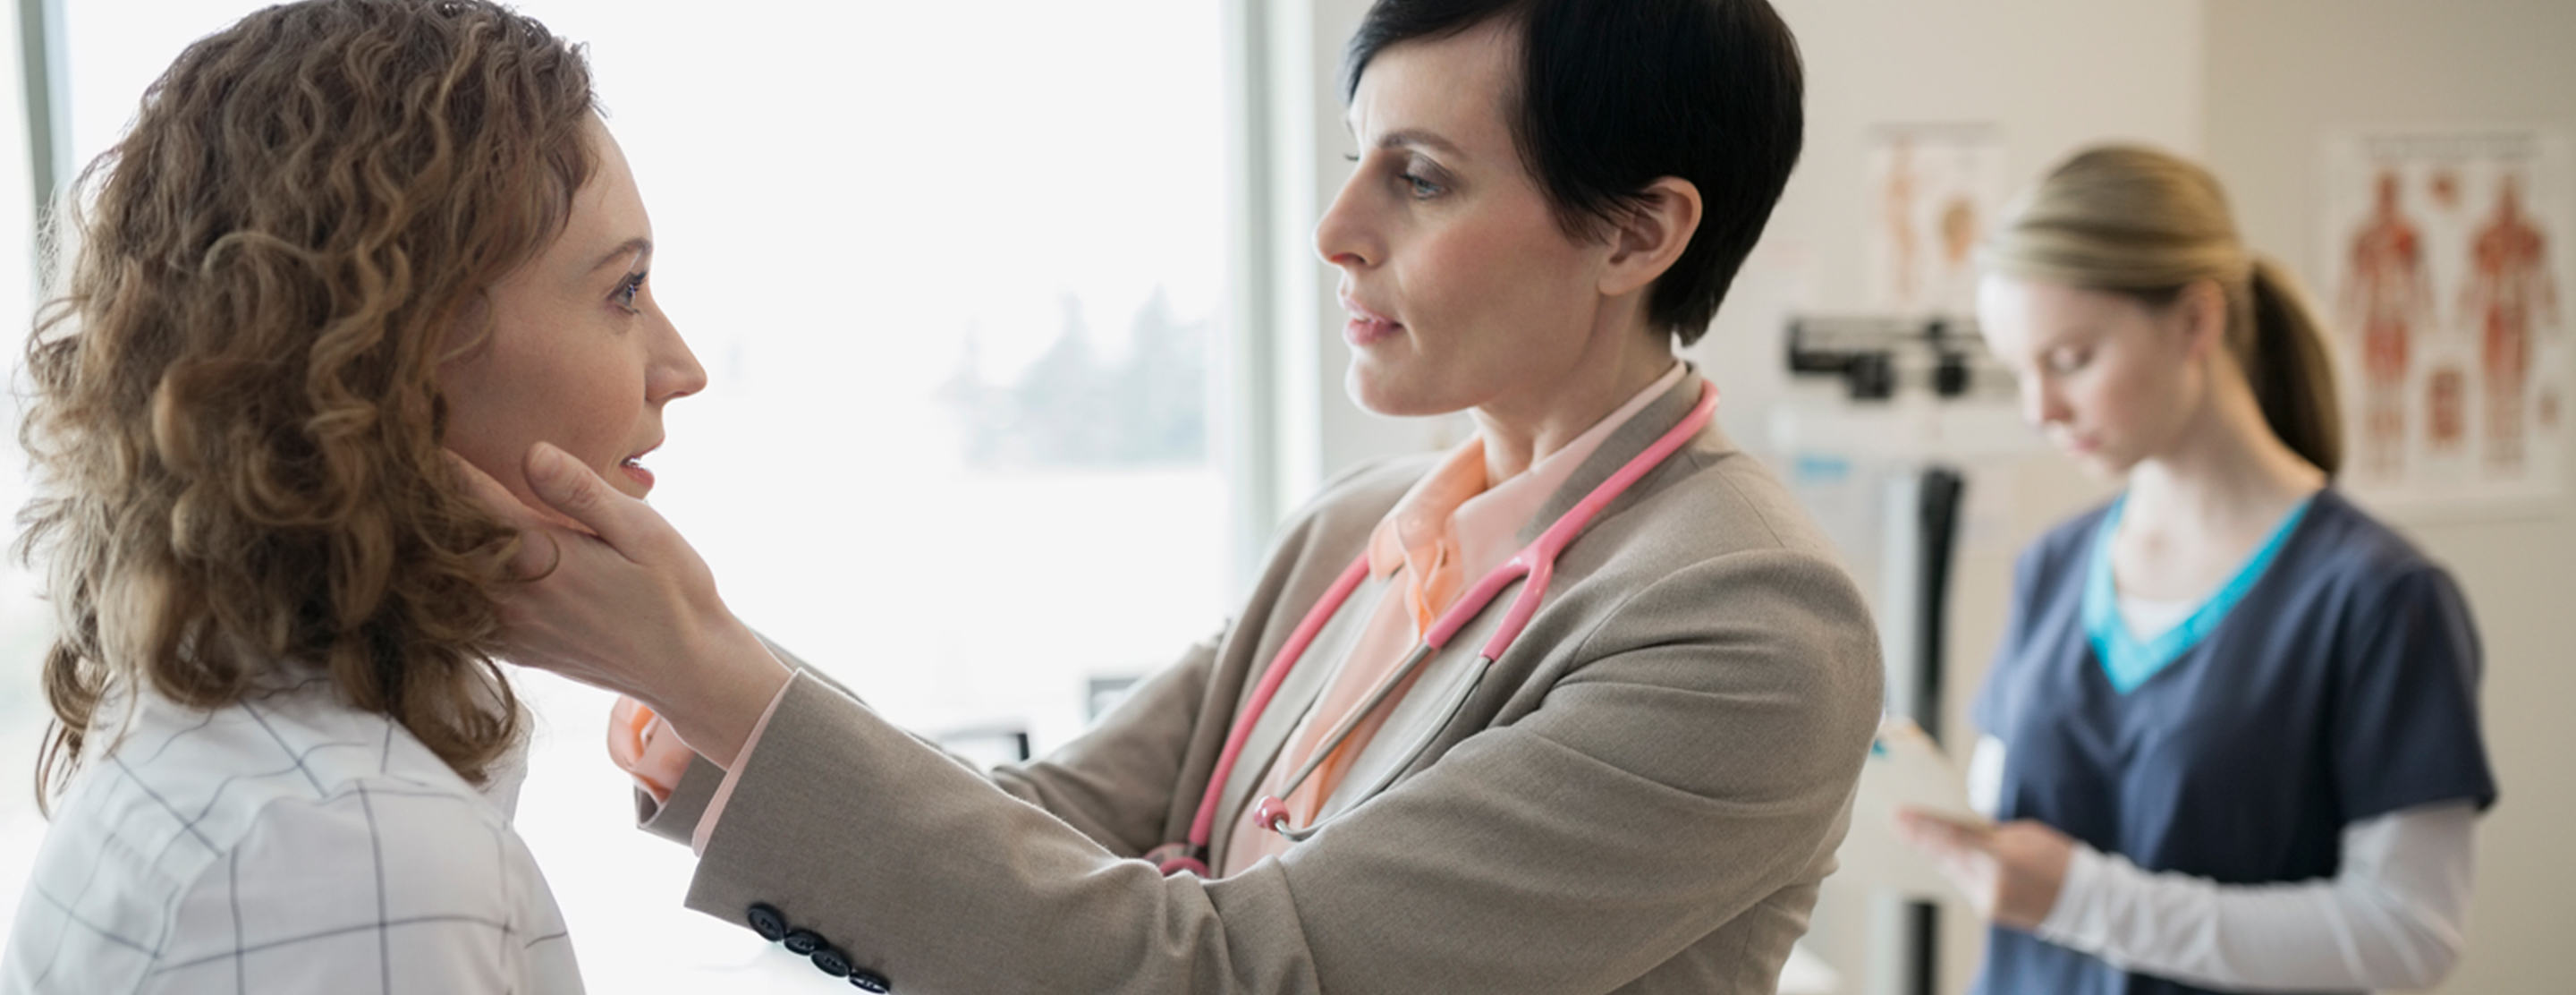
1784, 315, 2012, 403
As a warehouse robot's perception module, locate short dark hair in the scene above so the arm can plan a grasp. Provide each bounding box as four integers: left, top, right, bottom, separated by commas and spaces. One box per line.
1346, 0, 1803, 344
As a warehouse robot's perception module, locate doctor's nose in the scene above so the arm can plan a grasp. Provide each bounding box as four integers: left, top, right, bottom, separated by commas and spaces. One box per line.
1314, 172, 1382, 272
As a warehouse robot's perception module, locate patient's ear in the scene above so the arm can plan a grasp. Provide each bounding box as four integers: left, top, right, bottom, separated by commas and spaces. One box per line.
2175, 278, 2228, 364
1597, 177, 1703, 300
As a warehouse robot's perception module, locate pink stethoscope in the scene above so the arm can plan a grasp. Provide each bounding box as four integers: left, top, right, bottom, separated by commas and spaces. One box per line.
1148, 381, 1718, 876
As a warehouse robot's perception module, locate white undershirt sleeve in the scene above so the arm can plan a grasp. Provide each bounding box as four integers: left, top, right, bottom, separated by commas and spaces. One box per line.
2033, 801, 2478, 991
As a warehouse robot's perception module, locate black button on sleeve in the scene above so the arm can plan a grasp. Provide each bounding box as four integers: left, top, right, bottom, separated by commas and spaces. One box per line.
810, 946, 852, 978
849, 967, 891, 992
782, 928, 826, 956
745, 903, 787, 942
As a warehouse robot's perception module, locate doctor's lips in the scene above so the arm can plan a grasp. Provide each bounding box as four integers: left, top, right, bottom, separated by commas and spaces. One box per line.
1340, 294, 1403, 347
618, 441, 660, 490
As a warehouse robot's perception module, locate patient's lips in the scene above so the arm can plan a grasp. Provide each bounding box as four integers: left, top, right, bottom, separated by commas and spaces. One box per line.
618, 441, 659, 493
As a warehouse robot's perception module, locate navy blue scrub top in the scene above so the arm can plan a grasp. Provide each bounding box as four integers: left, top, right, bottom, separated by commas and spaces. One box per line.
1970, 489, 2496, 995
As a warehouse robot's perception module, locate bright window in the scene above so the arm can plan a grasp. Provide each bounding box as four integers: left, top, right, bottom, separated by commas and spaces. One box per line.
0, 0, 46, 952
3, 3, 1234, 990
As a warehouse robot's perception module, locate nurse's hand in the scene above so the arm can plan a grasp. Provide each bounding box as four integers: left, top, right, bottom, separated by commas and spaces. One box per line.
1894, 807, 2073, 931
450, 443, 791, 768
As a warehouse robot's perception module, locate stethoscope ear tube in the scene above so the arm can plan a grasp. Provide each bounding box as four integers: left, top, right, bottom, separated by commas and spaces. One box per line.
1263, 642, 1441, 809
1260, 652, 1496, 841
1167, 555, 1376, 869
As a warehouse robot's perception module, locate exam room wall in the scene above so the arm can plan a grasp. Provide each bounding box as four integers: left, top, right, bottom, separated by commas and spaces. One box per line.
2203, 2, 2576, 990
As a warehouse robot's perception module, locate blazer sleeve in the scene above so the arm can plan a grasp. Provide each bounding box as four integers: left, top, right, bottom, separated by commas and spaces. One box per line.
635, 634, 836, 845
674, 546, 1881, 995
981, 633, 1221, 856
638, 632, 1224, 855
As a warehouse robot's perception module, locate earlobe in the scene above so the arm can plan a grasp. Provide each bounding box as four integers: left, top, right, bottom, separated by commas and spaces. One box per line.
2182, 279, 2230, 361
1600, 177, 1702, 298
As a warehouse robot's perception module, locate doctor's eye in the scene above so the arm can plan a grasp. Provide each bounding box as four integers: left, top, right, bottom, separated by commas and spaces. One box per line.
2046, 349, 2092, 375
1397, 155, 1452, 200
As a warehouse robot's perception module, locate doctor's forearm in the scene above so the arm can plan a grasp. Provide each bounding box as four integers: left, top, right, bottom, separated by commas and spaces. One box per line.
985, 636, 1223, 855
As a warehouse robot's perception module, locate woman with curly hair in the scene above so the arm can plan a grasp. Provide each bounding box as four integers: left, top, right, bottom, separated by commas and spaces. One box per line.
1, 1, 701, 991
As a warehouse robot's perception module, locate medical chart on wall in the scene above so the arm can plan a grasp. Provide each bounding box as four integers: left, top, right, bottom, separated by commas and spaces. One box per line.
2319, 128, 2572, 510
1866, 125, 2009, 320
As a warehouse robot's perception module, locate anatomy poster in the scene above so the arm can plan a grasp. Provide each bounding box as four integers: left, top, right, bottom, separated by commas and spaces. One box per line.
1866, 125, 2008, 320
2320, 128, 2572, 509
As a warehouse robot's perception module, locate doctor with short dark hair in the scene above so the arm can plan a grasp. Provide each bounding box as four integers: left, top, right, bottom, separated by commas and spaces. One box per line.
461, 2, 1885, 991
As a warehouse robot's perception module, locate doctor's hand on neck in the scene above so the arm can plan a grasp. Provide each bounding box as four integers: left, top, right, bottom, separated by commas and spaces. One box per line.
450, 443, 791, 769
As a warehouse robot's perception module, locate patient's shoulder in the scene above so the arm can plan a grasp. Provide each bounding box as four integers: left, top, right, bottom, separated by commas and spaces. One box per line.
213, 767, 538, 920
13, 686, 565, 993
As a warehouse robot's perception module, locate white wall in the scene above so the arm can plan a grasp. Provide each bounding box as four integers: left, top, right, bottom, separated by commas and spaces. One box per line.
2203, 3, 2576, 990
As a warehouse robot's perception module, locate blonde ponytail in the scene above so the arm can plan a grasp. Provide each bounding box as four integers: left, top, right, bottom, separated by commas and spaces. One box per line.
2244, 259, 2343, 474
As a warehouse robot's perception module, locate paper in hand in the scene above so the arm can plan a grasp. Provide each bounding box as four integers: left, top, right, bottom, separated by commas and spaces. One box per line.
1832, 716, 1984, 900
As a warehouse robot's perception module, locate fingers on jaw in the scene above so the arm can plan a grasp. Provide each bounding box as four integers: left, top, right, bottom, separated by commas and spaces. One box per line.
447, 449, 592, 542
505, 531, 566, 582
527, 443, 608, 513
447, 451, 539, 523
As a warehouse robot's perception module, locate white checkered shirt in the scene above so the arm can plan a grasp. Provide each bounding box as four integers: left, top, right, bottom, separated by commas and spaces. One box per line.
1, 677, 583, 994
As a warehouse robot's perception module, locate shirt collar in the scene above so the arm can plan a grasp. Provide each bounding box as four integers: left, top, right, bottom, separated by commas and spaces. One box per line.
1366, 361, 1692, 604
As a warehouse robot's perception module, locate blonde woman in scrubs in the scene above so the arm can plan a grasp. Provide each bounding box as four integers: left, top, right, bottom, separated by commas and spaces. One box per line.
1899, 146, 2496, 994
459, 1, 1883, 991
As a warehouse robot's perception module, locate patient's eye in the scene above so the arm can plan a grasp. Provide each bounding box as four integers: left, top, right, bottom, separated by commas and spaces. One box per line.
613, 271, 647, 313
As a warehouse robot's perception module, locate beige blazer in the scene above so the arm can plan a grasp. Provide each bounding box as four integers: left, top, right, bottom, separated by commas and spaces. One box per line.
640, 372, 1883, 994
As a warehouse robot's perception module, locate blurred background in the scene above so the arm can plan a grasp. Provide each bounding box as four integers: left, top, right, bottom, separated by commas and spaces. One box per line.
0, 1, 2568, 991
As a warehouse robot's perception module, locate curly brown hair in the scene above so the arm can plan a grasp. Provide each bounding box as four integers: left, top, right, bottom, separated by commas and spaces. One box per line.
15, 0, 598, 804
